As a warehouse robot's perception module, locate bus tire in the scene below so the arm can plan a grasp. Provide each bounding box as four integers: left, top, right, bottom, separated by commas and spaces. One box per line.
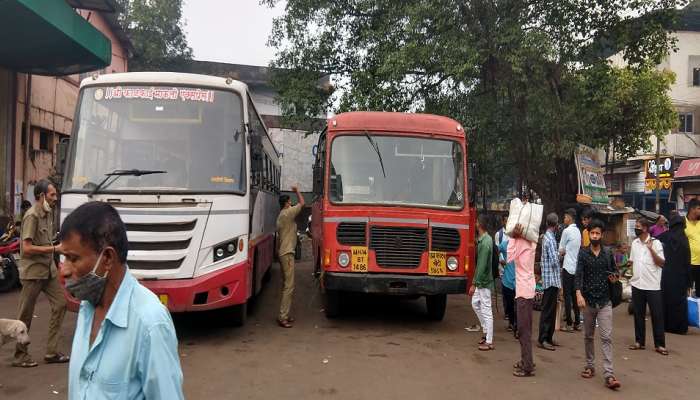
228, 303, 247, 327
426, 294, 447, 321
323, 290, 341, 319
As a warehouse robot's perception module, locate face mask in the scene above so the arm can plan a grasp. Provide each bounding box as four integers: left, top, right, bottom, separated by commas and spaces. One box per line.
590, 239, 601, 246
634, 228, 643, 237
65, 250, 108, 306
43, 199, 52, 212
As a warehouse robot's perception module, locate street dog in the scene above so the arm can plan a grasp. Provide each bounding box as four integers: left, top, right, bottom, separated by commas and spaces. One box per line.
0, 318, 30, 347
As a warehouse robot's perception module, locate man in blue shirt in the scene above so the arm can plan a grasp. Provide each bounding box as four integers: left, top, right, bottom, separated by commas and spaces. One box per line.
499, 233, 517, 335
559, 208, 582, 332
58, 202, 184, 400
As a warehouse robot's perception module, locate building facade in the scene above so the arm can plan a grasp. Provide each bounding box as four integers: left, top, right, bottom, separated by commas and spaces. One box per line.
0, 1, 130, 223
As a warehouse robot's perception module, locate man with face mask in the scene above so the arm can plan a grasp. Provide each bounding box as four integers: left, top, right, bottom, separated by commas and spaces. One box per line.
13, 179, 68, 368
59, 202, 183, 399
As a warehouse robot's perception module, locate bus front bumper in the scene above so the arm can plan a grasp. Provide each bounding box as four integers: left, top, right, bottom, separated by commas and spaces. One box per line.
322, 272, 467, 295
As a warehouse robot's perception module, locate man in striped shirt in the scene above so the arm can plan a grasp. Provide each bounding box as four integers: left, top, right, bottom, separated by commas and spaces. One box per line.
538, 213, 562, 350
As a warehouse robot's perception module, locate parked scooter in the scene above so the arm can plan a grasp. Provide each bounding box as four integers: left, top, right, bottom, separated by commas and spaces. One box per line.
0, 221, 20, 293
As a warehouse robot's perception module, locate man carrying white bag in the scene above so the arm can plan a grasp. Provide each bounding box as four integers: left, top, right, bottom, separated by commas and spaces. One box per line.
505, 197, 544, 242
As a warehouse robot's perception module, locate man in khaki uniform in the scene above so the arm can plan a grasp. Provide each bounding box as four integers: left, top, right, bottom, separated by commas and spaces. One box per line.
276, 185, 304, 328
13, 180, 69, 367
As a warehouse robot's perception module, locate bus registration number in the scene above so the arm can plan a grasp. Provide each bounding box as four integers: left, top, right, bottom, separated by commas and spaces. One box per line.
351, 246, 368, 272
429, 252, 447, 276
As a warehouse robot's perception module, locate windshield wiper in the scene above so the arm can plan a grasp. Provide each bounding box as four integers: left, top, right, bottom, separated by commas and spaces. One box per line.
364, 131, 386, 178
88, 169, 167, 197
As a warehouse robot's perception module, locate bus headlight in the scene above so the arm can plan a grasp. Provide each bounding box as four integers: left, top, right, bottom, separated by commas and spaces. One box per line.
338, 252, 350, 268
447, 256, 458, 271
214, 238, 239, 262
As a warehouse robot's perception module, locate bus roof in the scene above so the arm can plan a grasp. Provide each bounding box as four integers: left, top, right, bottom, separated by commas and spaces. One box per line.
79, 72, 249, 94
328, 112, 464, 138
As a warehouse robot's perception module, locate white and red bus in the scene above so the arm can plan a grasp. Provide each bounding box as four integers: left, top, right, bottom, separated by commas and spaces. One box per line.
311, 112, 476, 320
58, 72, 280, 325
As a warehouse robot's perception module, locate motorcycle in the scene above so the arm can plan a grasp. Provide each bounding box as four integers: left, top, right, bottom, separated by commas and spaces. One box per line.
0, 221, 21, 293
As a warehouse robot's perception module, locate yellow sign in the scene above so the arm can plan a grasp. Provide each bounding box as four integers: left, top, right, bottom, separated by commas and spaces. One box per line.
351, 246, 368, 272
644, 178, 672, 192
158, 294, 169, 307
429, 251, 447, 276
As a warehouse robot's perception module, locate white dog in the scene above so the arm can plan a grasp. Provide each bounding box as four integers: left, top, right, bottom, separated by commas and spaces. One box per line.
0, 318, 30, 347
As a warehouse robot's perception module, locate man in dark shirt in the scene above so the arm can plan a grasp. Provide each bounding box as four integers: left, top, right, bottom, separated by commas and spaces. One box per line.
575, 219, 621, 390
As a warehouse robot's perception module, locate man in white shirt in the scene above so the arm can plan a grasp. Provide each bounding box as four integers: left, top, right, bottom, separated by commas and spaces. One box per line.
559, 209, 582, 332
628, 218, 667, 355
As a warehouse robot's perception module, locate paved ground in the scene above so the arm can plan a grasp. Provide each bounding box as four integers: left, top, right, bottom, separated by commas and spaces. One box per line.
1, 258, 699, 399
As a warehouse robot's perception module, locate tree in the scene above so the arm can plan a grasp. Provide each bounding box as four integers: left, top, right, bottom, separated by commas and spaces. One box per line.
264, 0, 684, 210
116, 0, 192, 71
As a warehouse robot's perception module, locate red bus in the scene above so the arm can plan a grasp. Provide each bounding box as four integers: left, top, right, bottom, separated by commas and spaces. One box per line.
310, 112, 476, 320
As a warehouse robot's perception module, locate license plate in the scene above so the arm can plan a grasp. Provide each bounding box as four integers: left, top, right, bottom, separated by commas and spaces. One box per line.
351, 246, 369, 272
158, 294, 169, 306
429, 251, 447, 276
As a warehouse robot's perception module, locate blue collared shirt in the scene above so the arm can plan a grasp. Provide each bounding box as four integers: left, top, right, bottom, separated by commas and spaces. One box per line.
499, 236, 516, 290
540, 230, 561, 289
68, 269, 184, 400
559, 223, 581, 275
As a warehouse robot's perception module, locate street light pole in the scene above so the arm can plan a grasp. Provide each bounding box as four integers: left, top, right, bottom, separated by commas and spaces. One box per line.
655, 135, 661, 214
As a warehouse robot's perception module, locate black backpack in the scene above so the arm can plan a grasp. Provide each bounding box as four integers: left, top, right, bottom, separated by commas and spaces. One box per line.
491, 240, 501, 280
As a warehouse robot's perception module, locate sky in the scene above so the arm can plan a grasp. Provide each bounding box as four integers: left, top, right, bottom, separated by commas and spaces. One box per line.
183, 0, 286, 67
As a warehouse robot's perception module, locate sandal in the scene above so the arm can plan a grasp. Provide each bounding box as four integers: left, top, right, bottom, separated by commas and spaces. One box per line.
277, 319, 293, 328
44, 353, 70, 364
655, 347, 669, 356
581, 367, 595, 379
478, 343, 494, 351
478, 336, 487, 345
628, 343, 645, 350
537, 342, 556, 351
12, 360, 38, 368
513, 361, 536, 370
513, 368, 535, 377
605, 376, 621, 390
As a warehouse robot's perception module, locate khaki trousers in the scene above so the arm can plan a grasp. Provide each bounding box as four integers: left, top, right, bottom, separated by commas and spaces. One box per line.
278, 253, 295, 321
15, 277, 67, 361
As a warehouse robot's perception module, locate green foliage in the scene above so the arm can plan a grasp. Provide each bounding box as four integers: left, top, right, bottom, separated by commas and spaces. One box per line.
116, 0, 192, 71
264, 0, 685, 208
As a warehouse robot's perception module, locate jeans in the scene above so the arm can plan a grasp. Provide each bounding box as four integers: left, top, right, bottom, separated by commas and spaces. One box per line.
471, 287, 494, 344
538, 286, 559, 344
632, 287, 665, 348
562, 269, 580, 327
584, 303, 614, 379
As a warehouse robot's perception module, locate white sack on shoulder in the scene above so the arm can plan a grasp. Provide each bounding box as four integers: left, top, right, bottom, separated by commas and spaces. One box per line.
505, 197, 543, 243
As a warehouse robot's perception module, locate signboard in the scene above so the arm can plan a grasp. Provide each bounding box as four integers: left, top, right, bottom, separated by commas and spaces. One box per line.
644, 157, 673, 192
675, 158, 700, 179
574, 145, 608, 204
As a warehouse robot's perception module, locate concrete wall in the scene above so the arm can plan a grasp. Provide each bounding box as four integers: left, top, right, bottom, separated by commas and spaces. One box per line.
269, 128, 319, 193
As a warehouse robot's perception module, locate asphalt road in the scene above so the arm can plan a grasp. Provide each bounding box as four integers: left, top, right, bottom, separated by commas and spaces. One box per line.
1, 258, 699, 399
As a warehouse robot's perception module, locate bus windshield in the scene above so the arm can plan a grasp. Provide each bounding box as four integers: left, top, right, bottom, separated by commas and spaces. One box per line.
329, 134, 464, 209
64, 85, 246, 193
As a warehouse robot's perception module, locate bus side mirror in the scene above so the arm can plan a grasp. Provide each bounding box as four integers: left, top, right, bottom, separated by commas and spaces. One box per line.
330, 174, 343, 201
312, 165, 323, 196
56, 138, 70, 176
468, 162, 476, 206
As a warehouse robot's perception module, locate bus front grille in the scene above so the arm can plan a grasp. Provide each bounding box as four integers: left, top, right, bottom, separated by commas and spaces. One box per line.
336, 222, 367, 246
431, 227, 461, 252
129, 239, 192, 251
125, 220, 196, 232
128, 258, 186, 270
369, 226, 427, 269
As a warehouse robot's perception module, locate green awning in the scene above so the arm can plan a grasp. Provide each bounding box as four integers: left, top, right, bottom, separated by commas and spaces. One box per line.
0, 0, 112, 76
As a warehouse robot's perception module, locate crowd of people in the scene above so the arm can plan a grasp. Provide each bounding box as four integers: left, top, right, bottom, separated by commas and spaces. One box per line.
468, 199, 700, 391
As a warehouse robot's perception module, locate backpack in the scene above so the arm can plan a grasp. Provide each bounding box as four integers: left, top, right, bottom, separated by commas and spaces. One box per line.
491, 240, 500, 281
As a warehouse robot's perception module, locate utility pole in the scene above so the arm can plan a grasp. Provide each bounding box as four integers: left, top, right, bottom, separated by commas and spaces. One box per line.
655, 135, 661, 214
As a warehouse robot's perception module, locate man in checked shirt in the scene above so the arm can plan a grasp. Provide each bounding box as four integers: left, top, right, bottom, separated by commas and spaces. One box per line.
537, 213, 561, 351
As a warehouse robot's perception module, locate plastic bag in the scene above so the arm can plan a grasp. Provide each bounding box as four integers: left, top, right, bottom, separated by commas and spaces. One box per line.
689, 297, 700, 328
505, 198, 543, 243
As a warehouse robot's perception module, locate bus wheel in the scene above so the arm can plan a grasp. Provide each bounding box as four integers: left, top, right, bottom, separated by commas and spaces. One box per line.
228, 303, 248, 327
323, 290, 341, 319
426, 294, 447, 321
